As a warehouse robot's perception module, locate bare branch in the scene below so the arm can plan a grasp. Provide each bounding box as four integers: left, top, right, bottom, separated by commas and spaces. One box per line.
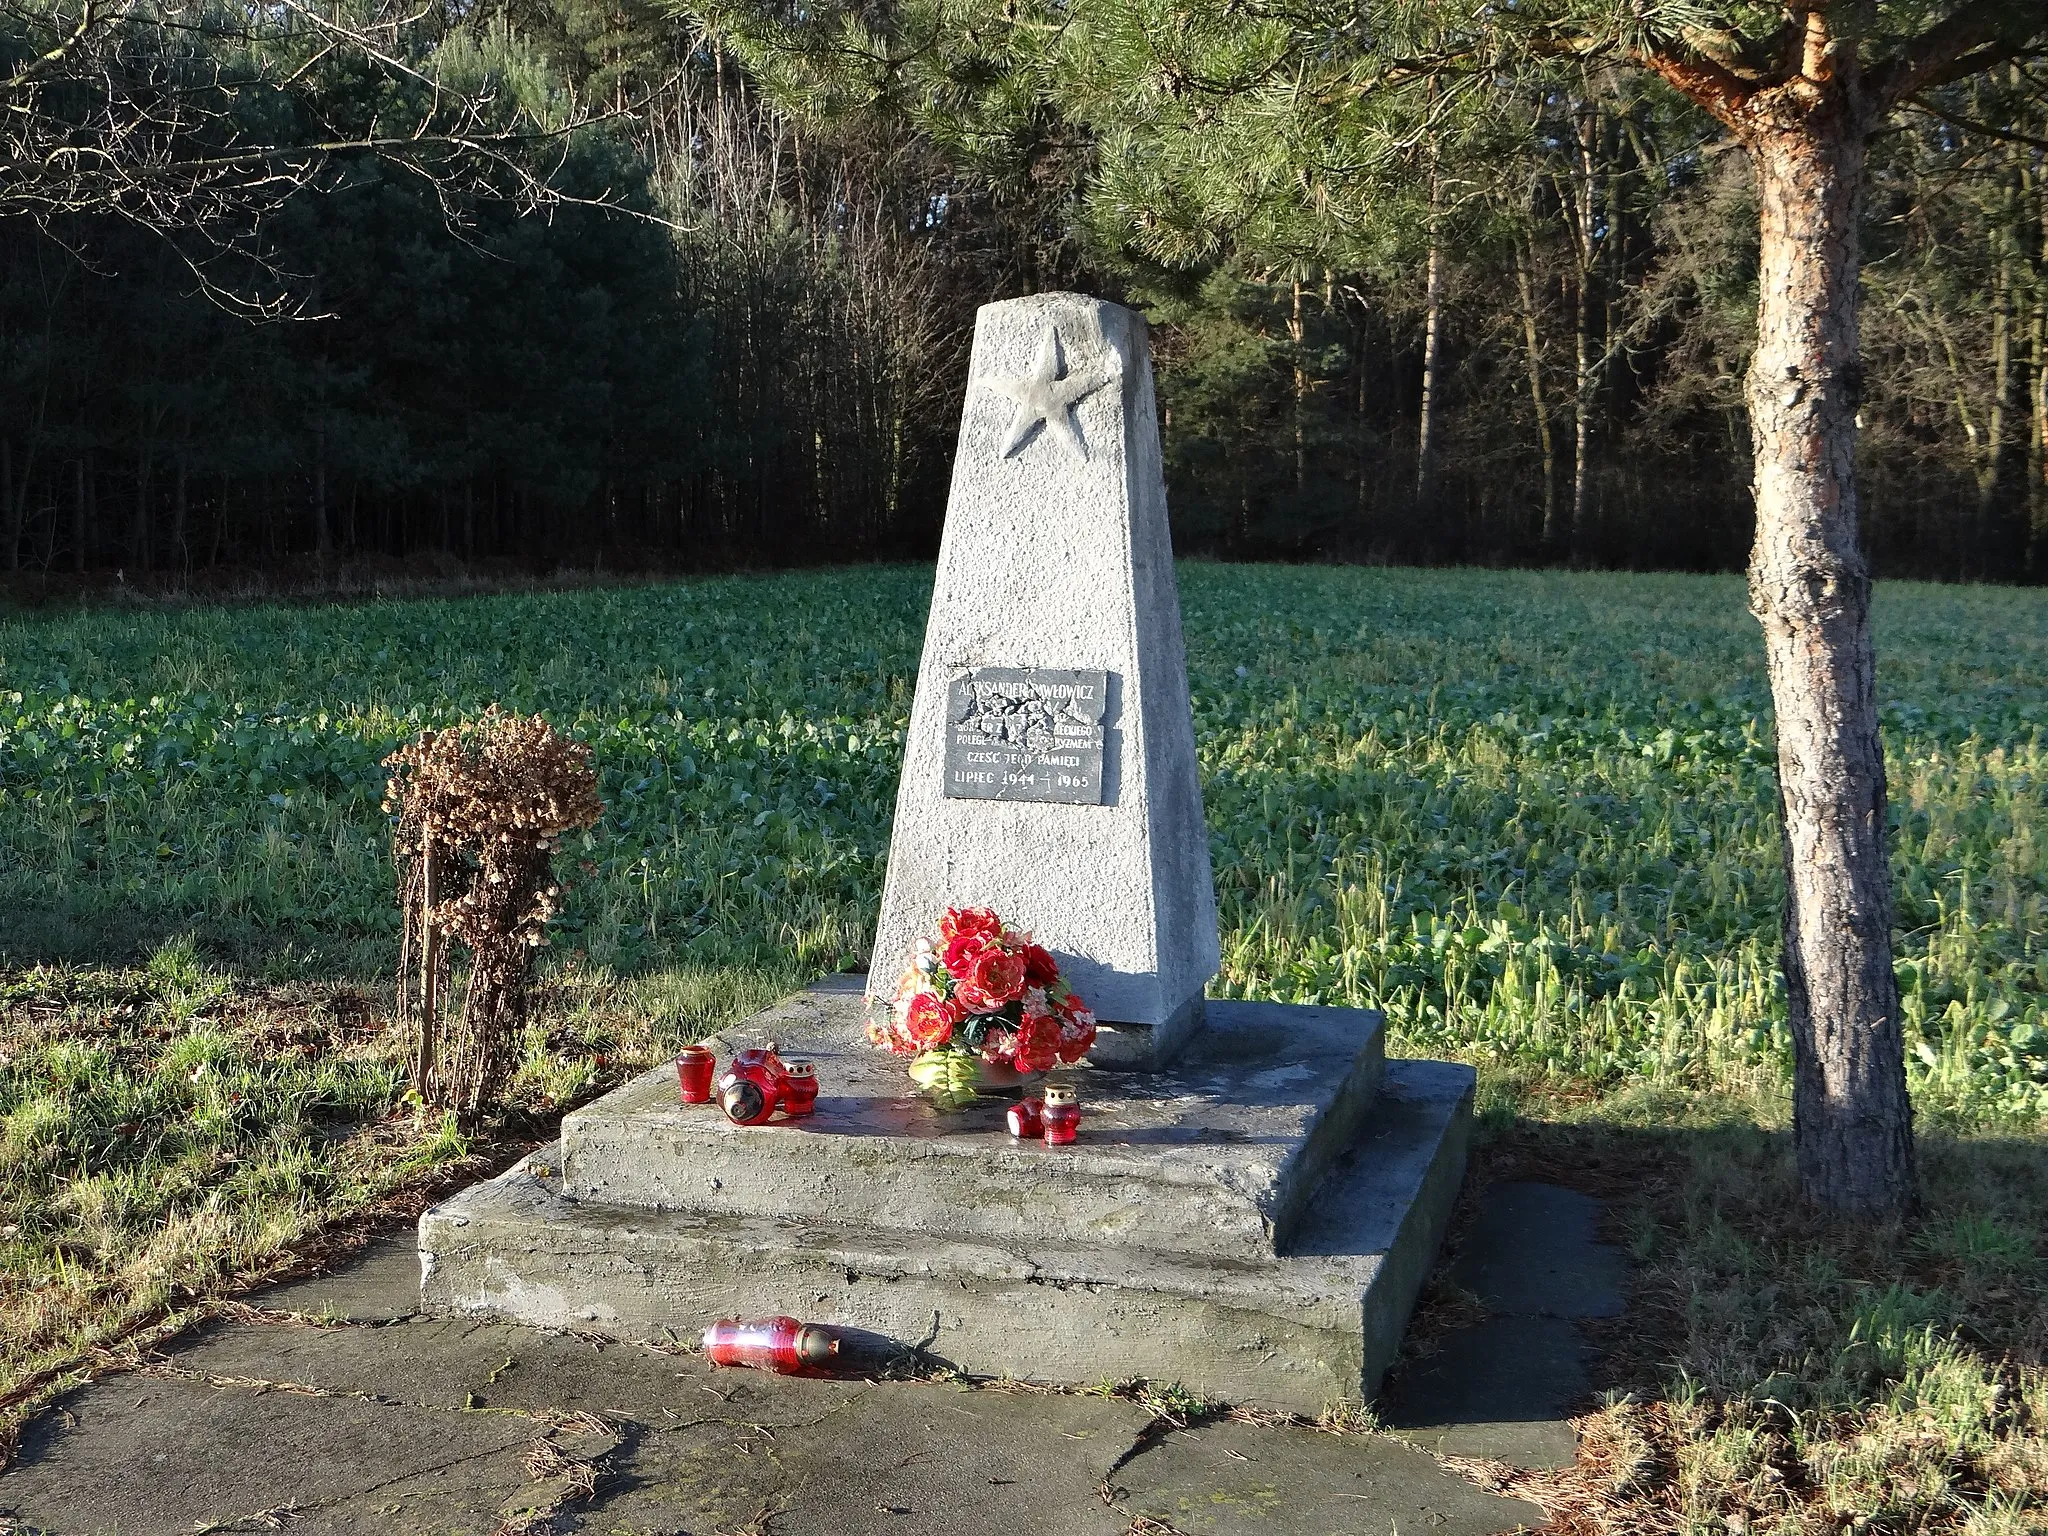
1904, 92, 2048, 150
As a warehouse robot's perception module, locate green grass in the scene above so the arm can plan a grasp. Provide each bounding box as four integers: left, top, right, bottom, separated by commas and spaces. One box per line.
2, 564, 2045, 1527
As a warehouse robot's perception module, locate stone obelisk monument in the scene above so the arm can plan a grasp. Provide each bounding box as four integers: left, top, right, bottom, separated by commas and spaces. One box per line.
866, 292, 1220, 1068
418, 291, 1475, 1417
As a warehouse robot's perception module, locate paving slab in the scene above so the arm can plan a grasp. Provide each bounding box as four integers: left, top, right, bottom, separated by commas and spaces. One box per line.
1380, 1178, 1630, 1472
165, 1315, 869, 1426
1109, 1419, 1545, 1536
0, 1375, 536, 1536
564, 988, 1386, 1263
590, 1385, 1148, 1536
1379, 1317, 1586, 1469
249, 1233, 422, 1322
1447, 1182, 1625, 1319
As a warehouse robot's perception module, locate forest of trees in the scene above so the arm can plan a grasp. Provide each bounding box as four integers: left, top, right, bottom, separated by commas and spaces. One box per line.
0, 0, 2043, 583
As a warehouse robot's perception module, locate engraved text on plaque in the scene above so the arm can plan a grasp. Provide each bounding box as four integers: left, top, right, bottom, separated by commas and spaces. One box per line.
943, 668, 1108, 804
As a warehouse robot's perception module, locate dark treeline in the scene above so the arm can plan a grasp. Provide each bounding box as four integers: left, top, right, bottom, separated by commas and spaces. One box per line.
0, 17, 1004, 579
0, 4, 2042, 582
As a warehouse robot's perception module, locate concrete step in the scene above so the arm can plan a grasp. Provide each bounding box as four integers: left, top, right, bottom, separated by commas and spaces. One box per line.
561, 987, 1386, 1263
421, 1057, 1474, 1417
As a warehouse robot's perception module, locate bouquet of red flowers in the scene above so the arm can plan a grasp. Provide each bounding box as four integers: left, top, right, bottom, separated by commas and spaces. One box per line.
870, 907, 1096, 1104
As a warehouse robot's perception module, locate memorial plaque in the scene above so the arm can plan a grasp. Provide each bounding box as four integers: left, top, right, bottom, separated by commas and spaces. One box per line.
943, 667, 1109, 804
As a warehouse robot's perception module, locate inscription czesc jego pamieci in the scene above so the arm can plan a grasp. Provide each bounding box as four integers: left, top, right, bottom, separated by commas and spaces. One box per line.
943, 668, 1109, 805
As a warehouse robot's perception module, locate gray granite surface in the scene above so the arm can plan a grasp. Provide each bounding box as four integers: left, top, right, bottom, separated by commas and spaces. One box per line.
865, 292, 1220, 1068
564, 986, 1387, 1262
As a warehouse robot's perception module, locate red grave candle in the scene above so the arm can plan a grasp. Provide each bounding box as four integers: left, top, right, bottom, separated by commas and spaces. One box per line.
675, 1045, 717, 1104
1006, 1097, 1044, 1139
702, 1315, 840, 1374
1042, 1084, 1080, 1146
781, 1059, 819, 1116
719, 1044, 790, 1125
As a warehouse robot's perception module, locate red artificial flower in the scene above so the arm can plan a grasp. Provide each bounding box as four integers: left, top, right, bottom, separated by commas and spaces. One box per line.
940, 907, 1003, 944
1056, 1015, 1096, 1064
972, 947, 1027, 1007
980, 1026, 1018, 1066
1022, 944, 1059, 987
942, 931, 992, 975
904, 991, 960, 1050
1014, 1014, 1061, 1074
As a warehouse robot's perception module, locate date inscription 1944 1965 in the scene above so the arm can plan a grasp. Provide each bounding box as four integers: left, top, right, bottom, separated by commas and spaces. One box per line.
943, 667, 1109, 805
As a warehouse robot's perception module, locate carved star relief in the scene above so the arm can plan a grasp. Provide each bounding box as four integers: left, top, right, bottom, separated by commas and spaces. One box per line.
978, 327, 1107, 462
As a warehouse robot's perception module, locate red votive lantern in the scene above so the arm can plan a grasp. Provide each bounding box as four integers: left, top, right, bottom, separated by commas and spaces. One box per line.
703, 1315, 840, 1374
1006, 1097, 1044, 1139
781, 1059, 819, 1117
719, 1044, 791, 1126
676, 1044, 717, 1104
1042, 1084, 1080, 1145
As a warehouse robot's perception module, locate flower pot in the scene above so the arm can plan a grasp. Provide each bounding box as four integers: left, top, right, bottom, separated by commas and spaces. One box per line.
970, 1057, 1046, 1096
907, 1047, 1045, 1109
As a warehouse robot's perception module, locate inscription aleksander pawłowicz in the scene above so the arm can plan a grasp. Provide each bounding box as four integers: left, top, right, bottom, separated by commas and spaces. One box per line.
943, 668, 1108, 804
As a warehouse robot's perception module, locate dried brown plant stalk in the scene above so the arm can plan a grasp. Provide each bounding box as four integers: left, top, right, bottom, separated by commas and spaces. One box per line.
383, 709, 602, 1117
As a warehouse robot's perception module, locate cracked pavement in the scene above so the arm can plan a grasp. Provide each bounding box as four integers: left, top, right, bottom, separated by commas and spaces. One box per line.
0, 1236, 1549, 1536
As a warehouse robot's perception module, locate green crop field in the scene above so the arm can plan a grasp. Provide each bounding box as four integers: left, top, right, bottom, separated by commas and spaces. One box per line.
5, 564, 2046, 1118
3, 565, 2046, 1530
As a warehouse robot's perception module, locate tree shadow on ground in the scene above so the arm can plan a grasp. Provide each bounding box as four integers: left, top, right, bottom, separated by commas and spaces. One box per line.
1394, 1105, 2048, 1532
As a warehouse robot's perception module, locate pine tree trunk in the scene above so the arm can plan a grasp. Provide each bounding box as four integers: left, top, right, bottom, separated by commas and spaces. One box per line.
312, 428, 331, 565
172, 453, 187, 572
73, 456, 88, 573
1745, 105, 1914, 1219
1570, 104, 1598, 547
1289, 277, 1307, 493
1515, 242, 1558, 545
131, 443, 153, 572
1416, 239, 1444, 510
1979, 250, 2015, 566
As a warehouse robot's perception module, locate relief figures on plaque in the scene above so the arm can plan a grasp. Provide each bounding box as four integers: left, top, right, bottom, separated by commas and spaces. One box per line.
943, 668, 1109, 805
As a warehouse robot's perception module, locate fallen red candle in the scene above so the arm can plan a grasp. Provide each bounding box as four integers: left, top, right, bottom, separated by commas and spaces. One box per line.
719, 1044, 792, 1125
703, 1315, 840, 1374
1006, 1097, 1044, 1138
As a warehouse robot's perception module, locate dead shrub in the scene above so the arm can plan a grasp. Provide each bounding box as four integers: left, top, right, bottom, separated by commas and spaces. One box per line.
383, 708, 603, 1116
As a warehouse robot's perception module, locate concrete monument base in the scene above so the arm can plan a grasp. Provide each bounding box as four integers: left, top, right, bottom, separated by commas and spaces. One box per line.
419, 980, 1473, 1416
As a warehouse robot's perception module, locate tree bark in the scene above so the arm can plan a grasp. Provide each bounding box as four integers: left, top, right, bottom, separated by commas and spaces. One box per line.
1416, 237, 1444, 509
1289, 276, 1307, 493
1743, 90, 1915, 1219
312, 427, 331, 564
73, 456, 89, 573
131, 441, 153, 572
1514, 239, 1559, 544
1979, 244, 2020, 570
1570, 102, 1599, 545
172, 452, 188, 571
